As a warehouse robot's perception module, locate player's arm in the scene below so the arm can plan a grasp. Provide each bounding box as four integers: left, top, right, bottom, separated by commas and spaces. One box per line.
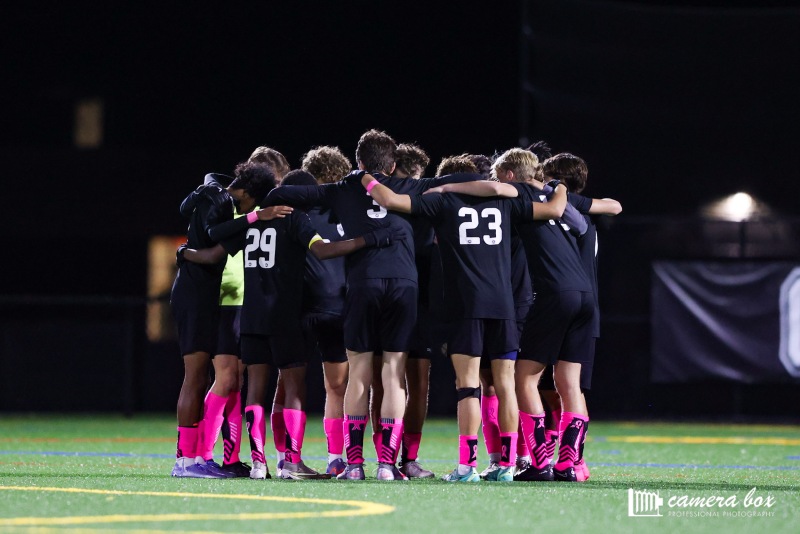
588, 198, 622, 215
361, 174, 412, 213
208, 206, 294, 242
532, 183, 567, 220
423, 180, 519, 198
264, 184, 327, 208
308, 226, 402, 260
178, 243, 227, 265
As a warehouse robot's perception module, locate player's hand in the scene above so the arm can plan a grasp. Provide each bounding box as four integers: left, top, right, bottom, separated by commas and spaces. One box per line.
257, 205, 293, 220
546, 179, 563, 191
176, 243, 188, 266
363, 226, 403, 248
343, 170, 367, 185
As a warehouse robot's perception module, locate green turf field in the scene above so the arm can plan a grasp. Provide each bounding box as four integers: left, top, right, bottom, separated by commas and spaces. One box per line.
0, 415, 798, 533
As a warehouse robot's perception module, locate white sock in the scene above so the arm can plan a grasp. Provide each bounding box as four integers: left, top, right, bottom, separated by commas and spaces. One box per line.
328, 453, 343, 464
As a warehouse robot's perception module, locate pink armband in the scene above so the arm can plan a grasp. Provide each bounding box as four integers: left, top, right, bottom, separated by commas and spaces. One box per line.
247, 211, 259, 224
365, 180, 379, 195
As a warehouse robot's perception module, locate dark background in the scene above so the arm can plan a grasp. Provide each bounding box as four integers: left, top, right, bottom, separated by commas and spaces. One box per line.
1, 1, 799, 418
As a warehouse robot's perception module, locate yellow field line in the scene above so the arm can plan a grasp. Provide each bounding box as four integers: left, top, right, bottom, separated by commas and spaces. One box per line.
0, 486, 394, 527
604, 436, 800, 445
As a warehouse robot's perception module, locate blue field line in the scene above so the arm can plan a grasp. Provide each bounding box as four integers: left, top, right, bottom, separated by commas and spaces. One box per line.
787, 456, 800, 460
2, 450, 800, 471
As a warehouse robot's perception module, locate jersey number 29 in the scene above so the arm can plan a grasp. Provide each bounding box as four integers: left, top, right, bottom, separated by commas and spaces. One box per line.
244, 228, 277, 269
458, 207, 502, 245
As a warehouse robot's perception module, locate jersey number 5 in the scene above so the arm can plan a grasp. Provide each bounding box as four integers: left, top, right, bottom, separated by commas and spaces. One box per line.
458, 207, 502, 245
244, 228, 277, 269
367, 199, 387, 219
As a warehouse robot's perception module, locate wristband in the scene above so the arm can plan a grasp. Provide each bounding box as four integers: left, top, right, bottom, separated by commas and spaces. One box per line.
365, 180, 379, 195
246, 211, 258, 224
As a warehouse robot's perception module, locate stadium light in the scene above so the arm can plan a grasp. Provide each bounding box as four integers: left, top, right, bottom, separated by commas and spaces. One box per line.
701, 192, 769, 222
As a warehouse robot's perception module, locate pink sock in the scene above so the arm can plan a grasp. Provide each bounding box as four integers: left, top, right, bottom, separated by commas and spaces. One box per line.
545, 429, 559, 464
401, 432, 422, 462
481, 395, 501, 459
245, 405, 266, 464
555, 412, 589, 471
372, 432, 381, 460
222, 390, 242, 464
517, 419, 530, 459
176, 425, 199, 459
323, 417, 344, 455
344, 414, 367, 465
459, 434, 479, 467
200, 391, 227, 461
283, 409, 307, 464
271, 408, 286, 454
378, 418, 404, 464
499, 432, 518, 467
519, 411, 548, 469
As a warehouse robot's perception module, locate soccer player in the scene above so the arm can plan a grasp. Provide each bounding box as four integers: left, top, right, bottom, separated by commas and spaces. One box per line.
248, 145, 291, 185
170, 166, 289, 478
534, 153, 622, 482
183, 161, 400, 480
393, 142, 430, 179
265, 129, 474, 481
362, 169, 568, 482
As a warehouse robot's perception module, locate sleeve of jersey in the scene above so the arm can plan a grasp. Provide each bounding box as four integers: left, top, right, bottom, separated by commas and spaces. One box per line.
410, 193, 440, 218
208, 215, 250, 243
509, 197, 534, 222
264, 184, 328, 208
292, 212, 320, 248
179, 191, 198, 217
568, 193, 593, 214
220, 234, 244, 257
418, 172, 481, 190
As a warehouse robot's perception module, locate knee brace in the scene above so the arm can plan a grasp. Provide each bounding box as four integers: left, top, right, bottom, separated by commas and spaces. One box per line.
456, 386, 481, 402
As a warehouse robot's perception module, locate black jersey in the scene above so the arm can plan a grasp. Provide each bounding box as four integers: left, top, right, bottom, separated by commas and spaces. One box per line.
177, 173, 234, 279
303, 207, 346, 315
265, 172, 478, 284
568, 193, 600, 336
410, 192, 531, 320
510, 231, 533, 308
512, 183, 592, 296
221, 211, 318, 336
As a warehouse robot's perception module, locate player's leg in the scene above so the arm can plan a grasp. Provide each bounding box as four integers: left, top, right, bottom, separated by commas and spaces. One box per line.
197, 353, 238, 471
539, 368, 562, 467
369, 353, 384, 461
375, 350, 409, 480
339, 350, 373, 480
489, 355, 518, 482
441, 353, 482, 482
241, 334, 273, 480
478, 366, 501, 479
220, 359, 246, 475
573, 355, 595, 481
271, 376, 286, 476
399, 355, 434, 478
323, 360, 348, 475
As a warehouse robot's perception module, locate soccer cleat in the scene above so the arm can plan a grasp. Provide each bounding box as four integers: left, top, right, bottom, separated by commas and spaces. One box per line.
336, 463, 366, 480
399, 460, 434, 479
574, 459, 591, 482
553, 465, 577, 482
478, 461, 500, 480
485, 465, 514, 482
197, 458, 235, 478
441, 467, 481, 483
275, 459, 284, 478
515, 457, 531, 473
377, 463, 409, 481
281, 460, 332, 480
220, 461, 252, 478
326, 457, 347, 476
513, 464, 554, 482
250, 460, 271, 480
171, 457, 214, 478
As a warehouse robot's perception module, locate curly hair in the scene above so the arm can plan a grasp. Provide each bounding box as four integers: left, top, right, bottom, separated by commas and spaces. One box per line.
492, 148, 543, 183
467, 154, 493, 181
436, 154, 478, 177
355, 129, 397, 174
301, 146, 352, 184
248, 146, 290, 182
230, 161, 277, 201
394, 143, 430, 179
543, 153, 588, 193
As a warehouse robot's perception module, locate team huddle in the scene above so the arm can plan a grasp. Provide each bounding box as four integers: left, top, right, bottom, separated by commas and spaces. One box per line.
169, 129, 622, 483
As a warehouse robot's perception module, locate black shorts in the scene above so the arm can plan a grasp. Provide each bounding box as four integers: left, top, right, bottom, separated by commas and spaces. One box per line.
215, 305, 241, 357
447, 318, 519, 359
240, 333, 307, 368
409, 303, 446, 360
538, 342, 595, 391
343, 278, 418, 353
301, 312, 347, 364
519, 291, 595, 366
170, 270, 220, 356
